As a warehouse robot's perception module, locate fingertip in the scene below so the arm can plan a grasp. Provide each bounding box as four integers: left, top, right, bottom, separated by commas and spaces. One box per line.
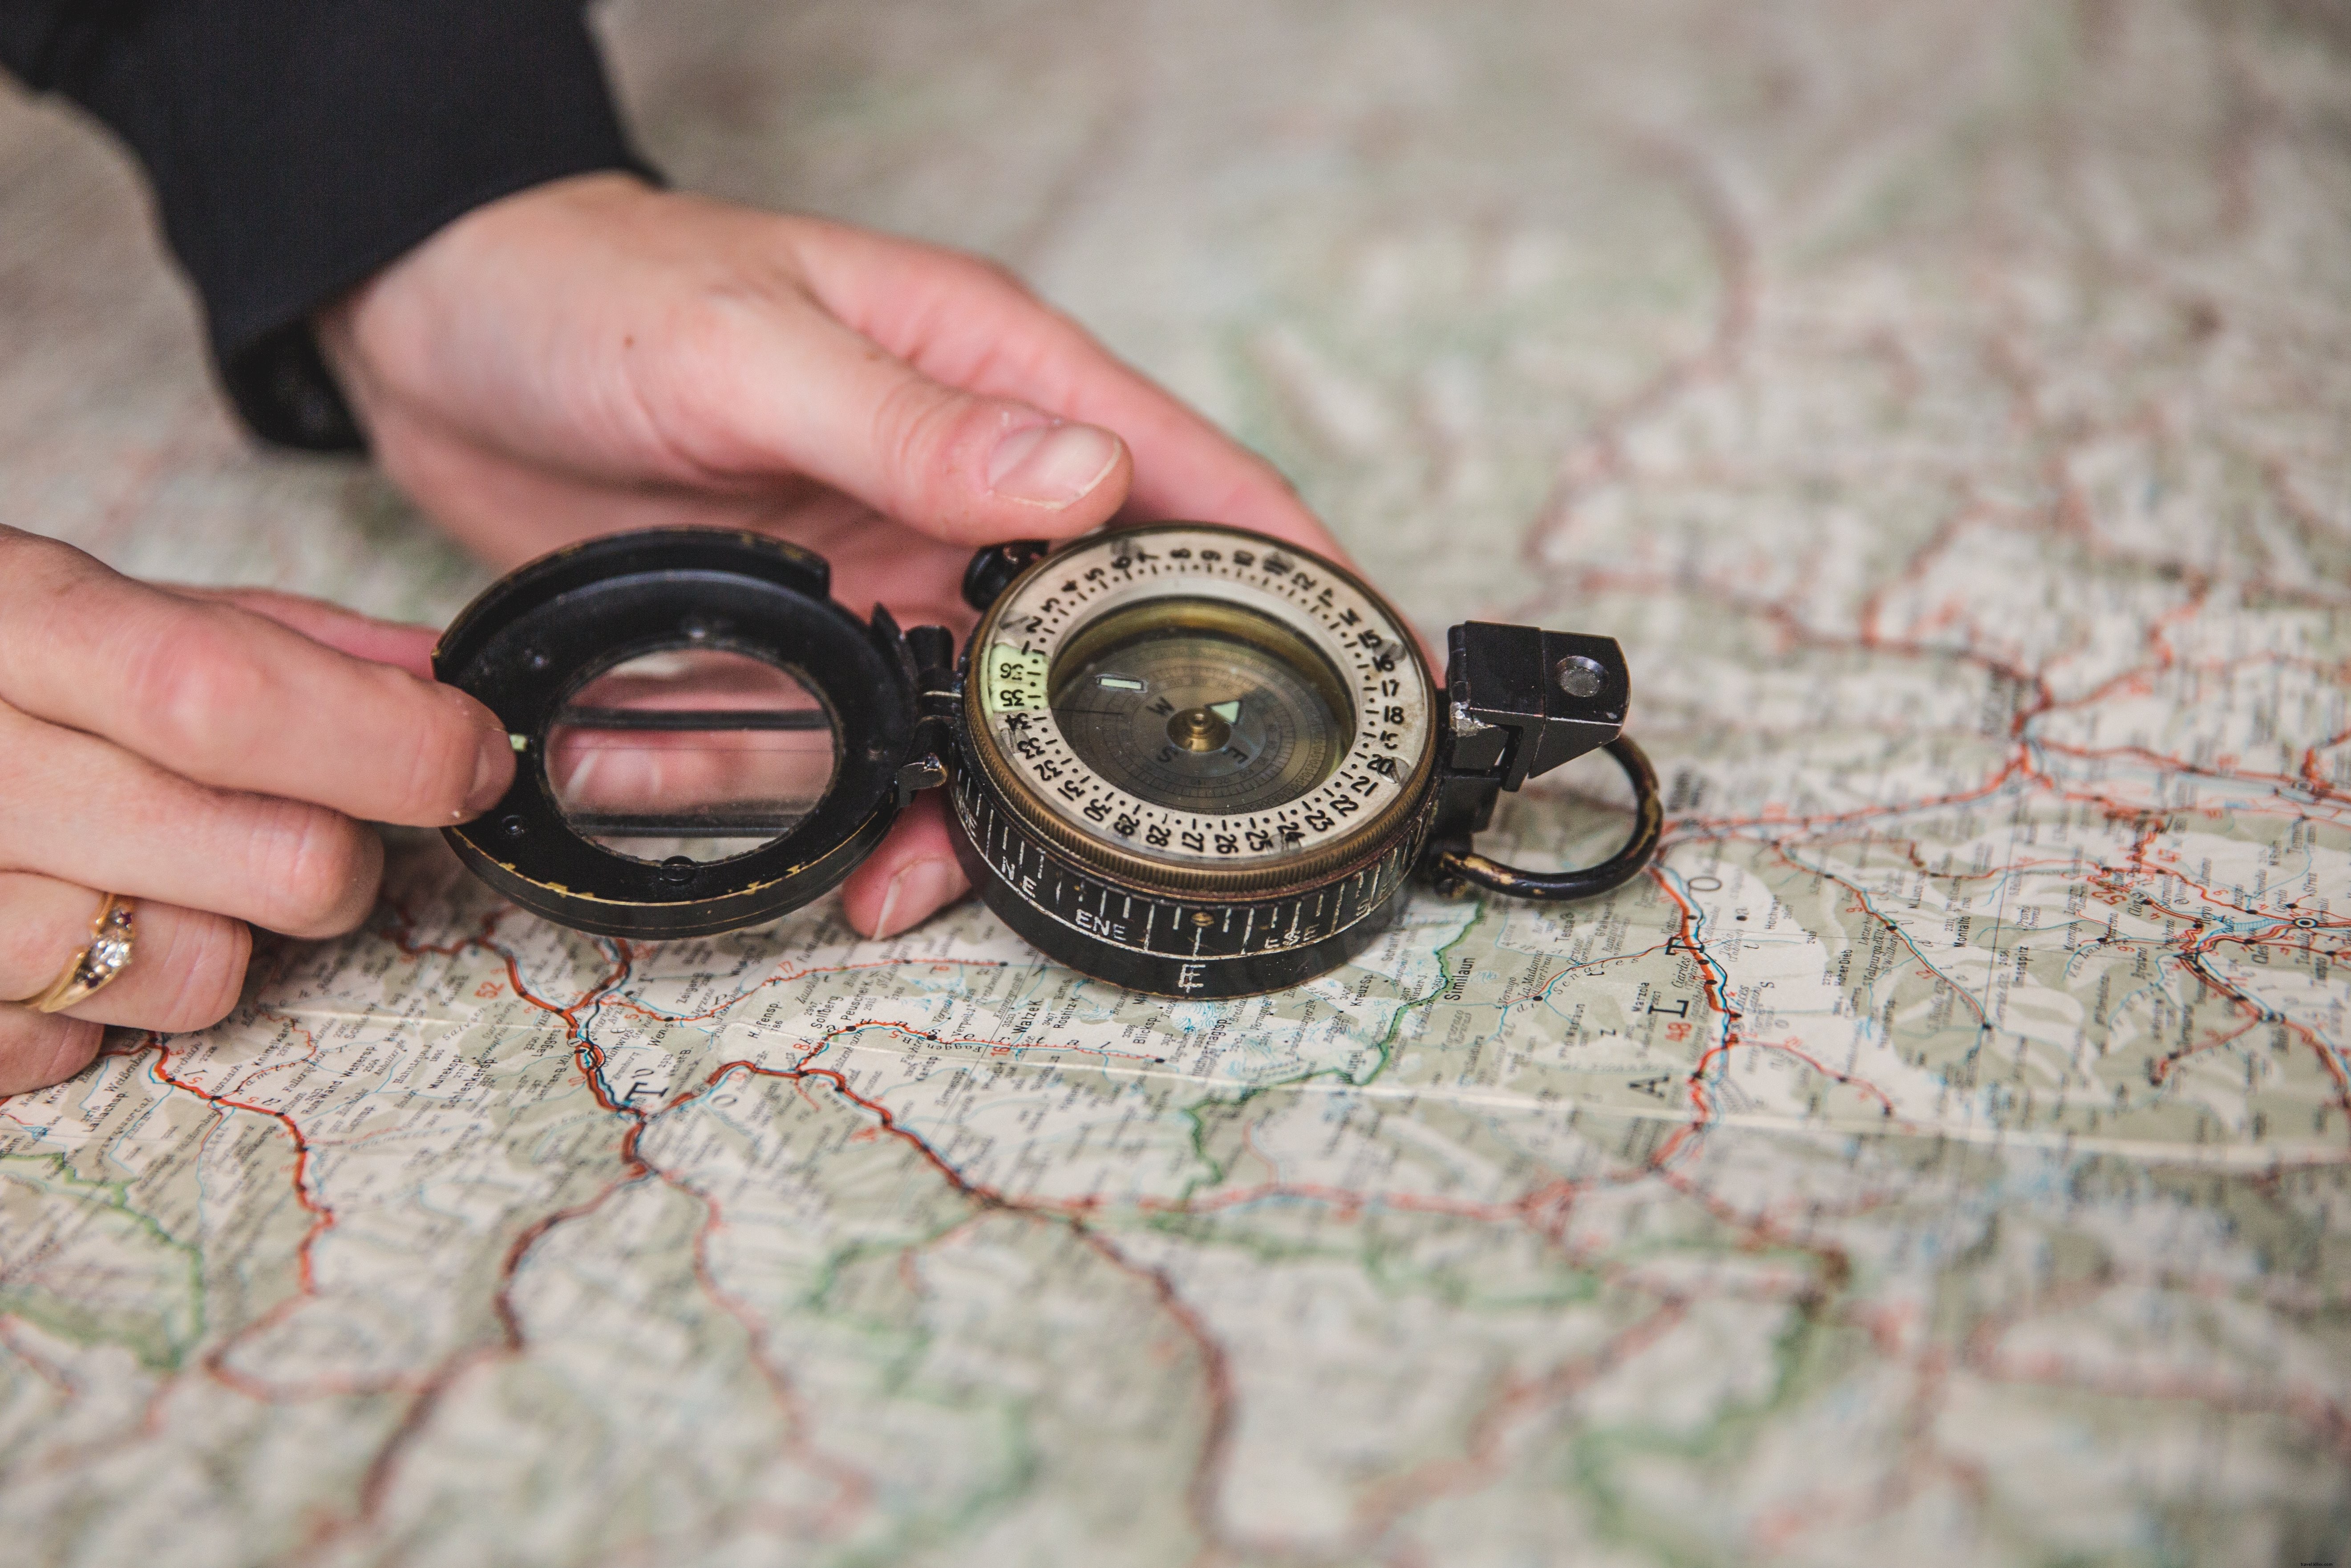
461, 716, 519, 818
840, 793, 970, 937
257, 807, 386, 938
984, 419, 1129, 524
376, 678, 516, 828
889, 406, 1131, 550
868, 857, 968, 939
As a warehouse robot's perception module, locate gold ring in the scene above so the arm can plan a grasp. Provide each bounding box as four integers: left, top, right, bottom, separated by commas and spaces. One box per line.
25, 893, 137, 1014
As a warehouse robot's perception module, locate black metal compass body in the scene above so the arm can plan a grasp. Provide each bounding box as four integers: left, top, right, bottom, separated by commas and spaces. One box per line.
435, 524, 1662, 998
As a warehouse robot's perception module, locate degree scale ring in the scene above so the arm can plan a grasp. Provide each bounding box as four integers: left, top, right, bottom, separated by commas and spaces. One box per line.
960, 522, 1439, 900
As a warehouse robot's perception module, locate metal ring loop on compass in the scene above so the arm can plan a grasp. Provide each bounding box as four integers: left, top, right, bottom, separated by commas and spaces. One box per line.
1432, 736, 1663, 901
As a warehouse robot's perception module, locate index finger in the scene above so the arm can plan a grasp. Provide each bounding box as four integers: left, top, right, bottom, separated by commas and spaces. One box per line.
0, 530, 513, 826
797, 227, 1351, 563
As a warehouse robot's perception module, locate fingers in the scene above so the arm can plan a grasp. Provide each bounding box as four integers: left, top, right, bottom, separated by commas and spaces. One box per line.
546, 726, 835, 825
0, 1008, 102, 1099
170, 587, 441, 680
649, 286, 1135, 549
796, 224, 1350, 561
0, 875, 249, 1031
0, 529, 512, 825
0, 707, 385, 938
330, 180, 1135, 552
338, 409, 988, 636
328, 179, 1342, 566
840, 790, 970, 938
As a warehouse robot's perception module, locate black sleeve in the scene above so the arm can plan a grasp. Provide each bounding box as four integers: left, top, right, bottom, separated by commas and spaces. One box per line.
0, 0, 655, 449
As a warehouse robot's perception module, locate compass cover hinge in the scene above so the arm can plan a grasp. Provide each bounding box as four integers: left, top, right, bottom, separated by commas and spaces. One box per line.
961, 538, 1052, 613
893, 618, 961, 804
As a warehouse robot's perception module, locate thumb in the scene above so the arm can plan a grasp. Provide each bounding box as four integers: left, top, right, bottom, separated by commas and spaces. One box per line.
705, 306, 1133, 546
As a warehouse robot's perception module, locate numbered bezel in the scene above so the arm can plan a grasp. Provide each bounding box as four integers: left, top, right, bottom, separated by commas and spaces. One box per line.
963, 523, 1436, 895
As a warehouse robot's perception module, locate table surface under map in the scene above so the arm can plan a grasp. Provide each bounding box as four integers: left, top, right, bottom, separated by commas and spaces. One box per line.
3, 1, 2350, 1563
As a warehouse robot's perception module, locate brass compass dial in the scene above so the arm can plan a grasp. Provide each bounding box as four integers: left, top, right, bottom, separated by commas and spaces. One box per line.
964, 523, 1436, 894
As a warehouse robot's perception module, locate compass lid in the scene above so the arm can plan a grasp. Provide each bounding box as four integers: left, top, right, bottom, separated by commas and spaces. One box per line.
433, 529, 924, 940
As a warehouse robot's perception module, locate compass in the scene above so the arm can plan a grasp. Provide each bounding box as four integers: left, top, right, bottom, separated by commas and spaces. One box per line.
434, 523, 1661, 998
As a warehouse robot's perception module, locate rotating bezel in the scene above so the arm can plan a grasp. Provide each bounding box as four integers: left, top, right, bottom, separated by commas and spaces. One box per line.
959, 522, 1438, 898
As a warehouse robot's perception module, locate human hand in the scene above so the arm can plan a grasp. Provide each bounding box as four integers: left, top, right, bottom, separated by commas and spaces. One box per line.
320, 172, 1350, 938
0, 529, 515, 1093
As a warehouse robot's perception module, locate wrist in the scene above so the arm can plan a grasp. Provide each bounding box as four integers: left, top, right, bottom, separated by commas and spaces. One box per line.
315, 171, 665, 426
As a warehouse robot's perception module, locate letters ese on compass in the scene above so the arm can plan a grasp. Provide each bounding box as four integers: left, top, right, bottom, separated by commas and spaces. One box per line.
433, 522, 1662, 998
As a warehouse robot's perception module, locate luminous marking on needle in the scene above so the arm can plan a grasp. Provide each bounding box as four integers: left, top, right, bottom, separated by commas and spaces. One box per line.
1097, 675, 1146, 691
1208, 699, 1242, 723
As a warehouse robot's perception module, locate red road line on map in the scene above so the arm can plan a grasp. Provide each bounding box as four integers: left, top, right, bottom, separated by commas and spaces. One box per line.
326, 1193, 630, 1526
702, 1061, 988, 1202
324, 945, 911, 1548
495, 942, 637, 1111
2171, 947, 2351, 1120
1133, 1180, 1525, 1225
777, 1017, 1167, 1068
219, 1011, 327, 1099
0, 1315, 77, 1400
1768, 841, 1996, 1039
1714, 733, 2349, 1131
597, 958, 1015, 1029
2035, 738, 2351, 811
1068, 1224, 1239, 1547
109, 1032, 424, 1406
2148, 1016, 2266, 1087
1955, 1250, 2351, 1455
1643, 865, 1748, 1168
695, 1057, 1242, 1550
384, 903, 509, 959
661, 1172, 874, 1533
138, 1041, 334, 1294
2302, 725, 2351, 799
2093, 817, 2351, 1120
286, 939, 664, 1554
1517, 132, 1756, 573
1344, 1298, 1691, 1548
1788, 806, 2351, 1132
1708, 1035, 1902, 1120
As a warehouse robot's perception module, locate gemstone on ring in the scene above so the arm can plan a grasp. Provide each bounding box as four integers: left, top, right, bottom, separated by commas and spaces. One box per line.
27, 895, 137, 1015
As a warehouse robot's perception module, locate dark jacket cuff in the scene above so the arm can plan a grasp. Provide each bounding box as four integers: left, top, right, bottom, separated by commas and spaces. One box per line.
3, 0, 654, 449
